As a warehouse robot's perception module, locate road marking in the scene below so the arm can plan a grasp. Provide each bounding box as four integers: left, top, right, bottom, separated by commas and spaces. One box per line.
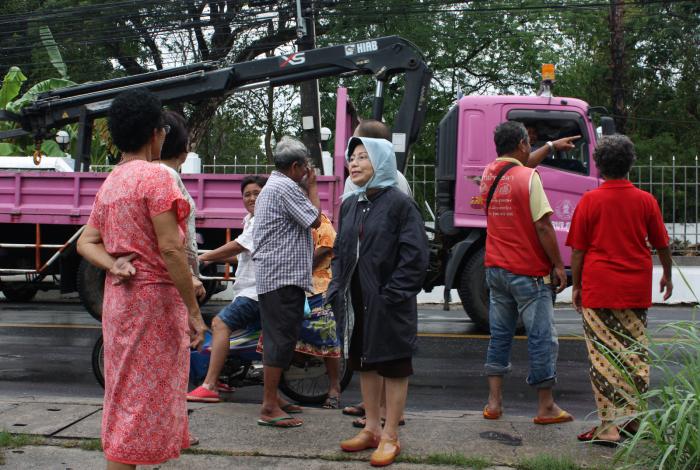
0, 323, 101, 329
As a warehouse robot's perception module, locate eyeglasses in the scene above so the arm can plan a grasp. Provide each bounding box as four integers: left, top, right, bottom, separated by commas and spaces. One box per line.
348, 153, 369, 163
162, 125, 171, 135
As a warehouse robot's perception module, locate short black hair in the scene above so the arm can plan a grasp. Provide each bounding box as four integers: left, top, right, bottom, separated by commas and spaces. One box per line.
160, 111, 188, 161
108, 89, 164, 153
593, 134, 636, 178
240, 175, 268, 194
355, 119, 391, 140
494, 121, 528, 156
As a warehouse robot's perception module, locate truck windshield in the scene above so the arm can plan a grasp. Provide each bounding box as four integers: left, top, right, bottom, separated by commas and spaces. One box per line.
508, 110, 590, 175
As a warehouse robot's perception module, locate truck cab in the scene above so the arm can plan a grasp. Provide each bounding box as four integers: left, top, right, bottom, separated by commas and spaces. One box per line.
432, 94, 609, 330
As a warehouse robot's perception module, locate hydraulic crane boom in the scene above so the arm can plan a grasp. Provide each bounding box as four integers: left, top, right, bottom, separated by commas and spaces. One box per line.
0, 36, 431, 172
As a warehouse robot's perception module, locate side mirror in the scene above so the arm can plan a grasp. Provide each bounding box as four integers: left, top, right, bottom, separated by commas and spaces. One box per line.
601, 116, 616, 136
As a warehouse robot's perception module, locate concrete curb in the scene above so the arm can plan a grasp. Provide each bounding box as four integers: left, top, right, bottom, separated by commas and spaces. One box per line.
0, 399, 616, 469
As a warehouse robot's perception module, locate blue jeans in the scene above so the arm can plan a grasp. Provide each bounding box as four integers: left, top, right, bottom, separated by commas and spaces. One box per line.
484, 267, 559, 388
216, 296, 261, 331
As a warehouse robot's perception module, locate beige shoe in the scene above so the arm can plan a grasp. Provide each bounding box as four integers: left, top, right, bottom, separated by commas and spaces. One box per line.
340, 430, 380, 452
370, 438, 400, 467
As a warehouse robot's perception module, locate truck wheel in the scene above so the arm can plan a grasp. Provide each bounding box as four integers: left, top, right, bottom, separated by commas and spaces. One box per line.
457, 247, 525, 333
1, 284, 38, 302
457, 246, 490, 332
78, 258, 105, 322
92, 335, 105, 389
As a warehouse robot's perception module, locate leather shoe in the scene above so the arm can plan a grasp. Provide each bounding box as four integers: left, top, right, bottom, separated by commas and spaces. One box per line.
340, 430, 380, 452
370, 438, 401, 467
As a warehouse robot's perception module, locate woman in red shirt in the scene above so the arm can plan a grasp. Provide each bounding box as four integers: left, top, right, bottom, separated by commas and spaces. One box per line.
566, 134, 673, 446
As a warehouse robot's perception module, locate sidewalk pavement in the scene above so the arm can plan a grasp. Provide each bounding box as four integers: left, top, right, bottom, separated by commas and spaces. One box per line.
0, 397, 615, 469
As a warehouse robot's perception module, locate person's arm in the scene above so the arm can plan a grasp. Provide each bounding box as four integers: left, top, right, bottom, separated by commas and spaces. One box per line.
306, 167, 322, 228
657, 247, 673, 301
570, 249, 585, 312
199, 240, 246, 264
527, 135, 581, 168
533, 214, 567, 293
77, 225, 137, 284
152, 210, 206, 350
380, 201, 430, 304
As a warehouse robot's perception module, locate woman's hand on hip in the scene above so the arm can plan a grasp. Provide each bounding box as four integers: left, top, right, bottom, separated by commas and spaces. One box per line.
110, 253, 137, 285
192, 275, 206, 301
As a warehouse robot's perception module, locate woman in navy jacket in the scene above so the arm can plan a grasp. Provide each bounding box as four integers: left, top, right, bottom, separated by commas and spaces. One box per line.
328, 136, 428, 466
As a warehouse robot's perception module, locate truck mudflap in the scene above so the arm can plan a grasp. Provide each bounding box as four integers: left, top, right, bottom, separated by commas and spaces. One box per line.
443, 230, 484, 308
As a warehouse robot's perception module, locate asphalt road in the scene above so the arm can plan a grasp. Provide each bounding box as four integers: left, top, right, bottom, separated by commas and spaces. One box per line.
0, 299, 697, 420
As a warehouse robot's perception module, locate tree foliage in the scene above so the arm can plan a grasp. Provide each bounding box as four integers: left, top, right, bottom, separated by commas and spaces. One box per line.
0, 0, 698, 166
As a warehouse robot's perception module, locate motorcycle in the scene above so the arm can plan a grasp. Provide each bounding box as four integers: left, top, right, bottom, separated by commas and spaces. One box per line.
91, 307, 353, 405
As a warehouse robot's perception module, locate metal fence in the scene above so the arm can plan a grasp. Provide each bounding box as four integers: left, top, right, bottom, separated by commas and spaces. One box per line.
92, 155, 699, 252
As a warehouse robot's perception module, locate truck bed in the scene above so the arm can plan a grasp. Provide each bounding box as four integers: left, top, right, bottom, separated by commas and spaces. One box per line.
0, 171, 340, 229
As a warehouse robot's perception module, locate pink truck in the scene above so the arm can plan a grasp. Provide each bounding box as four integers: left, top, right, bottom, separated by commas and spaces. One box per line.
0, 37, 615, 330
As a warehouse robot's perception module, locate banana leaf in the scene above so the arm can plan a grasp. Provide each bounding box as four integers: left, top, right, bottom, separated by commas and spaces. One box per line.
6, 78, 75, 114
39, 26, 68, 80
0, 67, 27, 110
0, 142, 25, 156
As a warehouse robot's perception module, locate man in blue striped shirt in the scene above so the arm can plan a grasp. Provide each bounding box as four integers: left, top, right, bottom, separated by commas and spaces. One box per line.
253, 136, 321, 428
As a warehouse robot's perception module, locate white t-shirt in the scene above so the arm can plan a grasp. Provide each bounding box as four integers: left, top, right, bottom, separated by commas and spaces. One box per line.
231, 214, 258, 302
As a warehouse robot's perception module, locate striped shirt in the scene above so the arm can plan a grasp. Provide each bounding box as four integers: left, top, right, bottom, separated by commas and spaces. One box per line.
253, 170, 319, 294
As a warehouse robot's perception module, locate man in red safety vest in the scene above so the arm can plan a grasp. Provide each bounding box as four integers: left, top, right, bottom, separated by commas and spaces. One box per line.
479, 121, 573, 425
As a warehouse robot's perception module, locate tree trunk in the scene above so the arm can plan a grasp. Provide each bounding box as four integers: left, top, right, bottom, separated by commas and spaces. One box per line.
188, 97, 226, 163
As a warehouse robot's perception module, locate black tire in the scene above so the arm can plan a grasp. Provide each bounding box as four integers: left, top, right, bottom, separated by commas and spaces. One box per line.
1, 283, 38, 302
92, 334, 105, 389
279, 355, 353, 405
457, 246, 525, 333
457, 246, 490, 332
78, 258, 105, 322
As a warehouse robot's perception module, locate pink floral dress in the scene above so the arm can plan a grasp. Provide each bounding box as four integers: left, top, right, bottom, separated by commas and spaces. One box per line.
87, 160, 191, 465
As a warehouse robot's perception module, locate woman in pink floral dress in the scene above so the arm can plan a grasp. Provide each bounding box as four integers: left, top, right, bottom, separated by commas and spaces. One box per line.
77, 89, 206, 469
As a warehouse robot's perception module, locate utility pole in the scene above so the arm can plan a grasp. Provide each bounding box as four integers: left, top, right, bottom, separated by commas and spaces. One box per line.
609, 0, 626, 133
296, 0, 323, 169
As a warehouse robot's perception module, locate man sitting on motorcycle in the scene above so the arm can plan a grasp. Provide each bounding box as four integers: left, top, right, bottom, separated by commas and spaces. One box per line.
186, 175, 280, 404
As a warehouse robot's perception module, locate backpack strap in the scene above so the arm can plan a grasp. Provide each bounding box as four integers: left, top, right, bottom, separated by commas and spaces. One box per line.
485, 163, 518, 213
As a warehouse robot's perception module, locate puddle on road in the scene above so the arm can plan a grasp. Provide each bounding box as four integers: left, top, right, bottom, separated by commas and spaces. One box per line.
479, 430, 523, 446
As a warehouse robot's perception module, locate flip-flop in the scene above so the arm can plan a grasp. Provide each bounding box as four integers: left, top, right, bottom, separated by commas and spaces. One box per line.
281, 403, 303, 414
483, 405, 502, 420
342, 403, 366, 417
533, 410, 574, 425
257, 416, 303, 428
352, 417, 406, 428
578, 426, 624, 447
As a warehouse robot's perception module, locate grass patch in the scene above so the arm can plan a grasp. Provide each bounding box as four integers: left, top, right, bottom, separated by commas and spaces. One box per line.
78, 439, 102, 451
0, 431, 44, 448
397, 452, 491, 468
517, 455, 584, 470
612, 268, 700, 470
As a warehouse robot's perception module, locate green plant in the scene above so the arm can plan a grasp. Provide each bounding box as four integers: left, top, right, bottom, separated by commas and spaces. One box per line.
612, 265, 700, 469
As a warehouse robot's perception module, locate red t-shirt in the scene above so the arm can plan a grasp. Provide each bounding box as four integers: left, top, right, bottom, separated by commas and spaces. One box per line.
566, 180, 669, 309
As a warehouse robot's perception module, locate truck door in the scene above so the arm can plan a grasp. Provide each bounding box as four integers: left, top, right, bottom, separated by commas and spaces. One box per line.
506, 108, 599, 266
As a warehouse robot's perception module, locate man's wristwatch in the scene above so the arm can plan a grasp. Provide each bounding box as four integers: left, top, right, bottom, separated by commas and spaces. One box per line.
546, 141, 555, 155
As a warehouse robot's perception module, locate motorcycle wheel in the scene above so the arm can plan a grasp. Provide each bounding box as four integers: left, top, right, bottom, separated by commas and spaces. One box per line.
92, 334, 105, 389
278, 354, 353, 405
